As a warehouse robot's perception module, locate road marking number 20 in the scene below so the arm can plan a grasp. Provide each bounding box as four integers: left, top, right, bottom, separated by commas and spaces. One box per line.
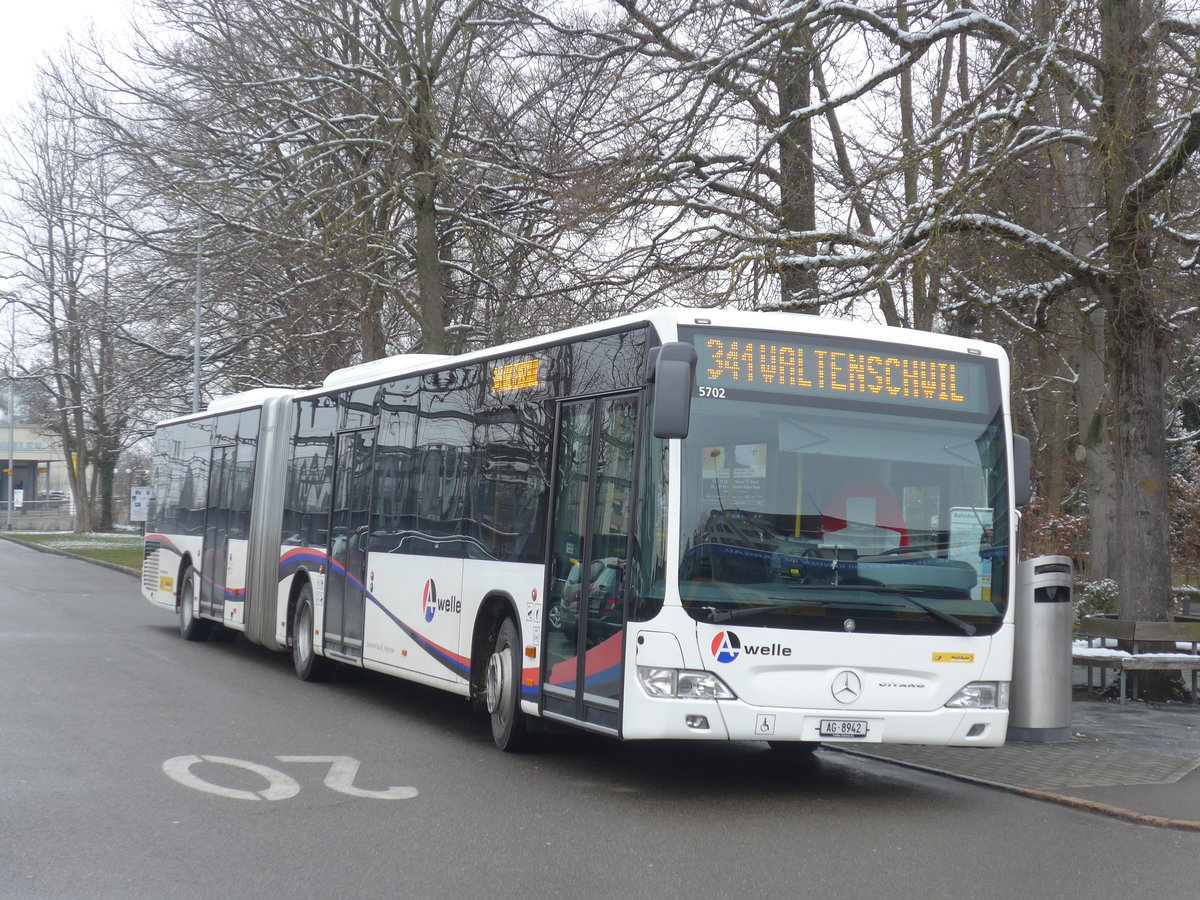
162, 755, 418, 801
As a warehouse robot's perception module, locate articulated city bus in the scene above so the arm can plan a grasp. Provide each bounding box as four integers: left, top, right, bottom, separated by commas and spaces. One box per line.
142, 308, 1030, 751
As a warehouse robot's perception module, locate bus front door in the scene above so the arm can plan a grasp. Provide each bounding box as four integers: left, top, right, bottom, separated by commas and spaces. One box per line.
543, 393, 639, 734
324, 428, 374, 660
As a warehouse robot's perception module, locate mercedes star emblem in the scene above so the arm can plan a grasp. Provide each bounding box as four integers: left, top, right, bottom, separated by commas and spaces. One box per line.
831, 670, 862, 704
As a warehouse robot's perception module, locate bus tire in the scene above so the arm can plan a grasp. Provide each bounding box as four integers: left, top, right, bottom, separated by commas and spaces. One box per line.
486, 616, 537, 752
178, 564, 214, 642
292, 583, 333, 682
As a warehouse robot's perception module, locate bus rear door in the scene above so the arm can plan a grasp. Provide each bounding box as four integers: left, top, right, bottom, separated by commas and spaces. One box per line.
199, 444, 235, 621
323, 427, 374, 660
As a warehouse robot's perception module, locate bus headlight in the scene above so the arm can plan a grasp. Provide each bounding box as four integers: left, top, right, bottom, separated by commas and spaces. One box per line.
637, 666, 736, 700
945, 681, 1009, 710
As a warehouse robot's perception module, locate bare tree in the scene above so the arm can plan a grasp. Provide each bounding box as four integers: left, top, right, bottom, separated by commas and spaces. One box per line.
0, 64, 162, 530
897, 0, 1200, 622
74, 0, 653, 369
604, 0, 1200, 623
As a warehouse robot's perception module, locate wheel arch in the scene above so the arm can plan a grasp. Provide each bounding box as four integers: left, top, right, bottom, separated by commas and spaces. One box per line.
174, 554, 196, 612
470, 591, 521, 712
284, 568, 314, 648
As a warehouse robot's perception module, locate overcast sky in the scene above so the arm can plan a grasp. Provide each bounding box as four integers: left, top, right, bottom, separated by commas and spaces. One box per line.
0, 0, 134, 119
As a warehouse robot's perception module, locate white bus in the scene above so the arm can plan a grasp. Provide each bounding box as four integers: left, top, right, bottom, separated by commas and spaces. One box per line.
142, 308, 1030, 752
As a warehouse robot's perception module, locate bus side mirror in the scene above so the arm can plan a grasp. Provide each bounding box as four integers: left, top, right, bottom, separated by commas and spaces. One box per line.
1012, 434, 1031, 507
649, 342, 698, 440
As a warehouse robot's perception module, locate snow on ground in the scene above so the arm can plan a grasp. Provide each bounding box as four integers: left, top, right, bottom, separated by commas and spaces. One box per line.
1073, 639, 1199, 659
26, 532, 141, 551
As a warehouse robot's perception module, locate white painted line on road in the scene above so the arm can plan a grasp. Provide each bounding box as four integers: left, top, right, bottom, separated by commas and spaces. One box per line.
276, 755, 419, 799
162, 754, 418, 801
162, 755, 300, 801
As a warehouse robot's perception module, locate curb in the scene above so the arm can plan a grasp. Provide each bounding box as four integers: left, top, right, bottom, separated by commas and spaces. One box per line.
0, 533, 140, 578
832, 746, 1200, 832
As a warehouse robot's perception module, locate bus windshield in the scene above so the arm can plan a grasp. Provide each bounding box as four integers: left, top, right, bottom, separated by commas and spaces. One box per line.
677, 332, 1009, 636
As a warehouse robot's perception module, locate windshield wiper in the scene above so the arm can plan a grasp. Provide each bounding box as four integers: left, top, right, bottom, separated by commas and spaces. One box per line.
706, 597, 823, 624
704, 585, 977, 635
856, 586, 977, 636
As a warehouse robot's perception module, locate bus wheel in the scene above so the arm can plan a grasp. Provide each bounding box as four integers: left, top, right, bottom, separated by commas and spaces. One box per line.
178, 565, 214, 642
292, 583, 333, 682
768, 741, 821, 757
486, 617, 537, 752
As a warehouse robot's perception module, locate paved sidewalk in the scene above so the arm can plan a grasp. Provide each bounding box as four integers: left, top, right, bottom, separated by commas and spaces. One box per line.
834, 697, 1200, 829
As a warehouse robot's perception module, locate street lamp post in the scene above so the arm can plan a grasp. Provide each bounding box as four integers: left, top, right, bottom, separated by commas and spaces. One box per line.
6, 304, 16, 531
5, 375, 13, 531
193, 239, 203, 413
163, 152, 207, 414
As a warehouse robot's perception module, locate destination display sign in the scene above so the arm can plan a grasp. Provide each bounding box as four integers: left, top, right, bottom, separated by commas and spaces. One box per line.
687, 329, 994, 414
491, 358, 540, 394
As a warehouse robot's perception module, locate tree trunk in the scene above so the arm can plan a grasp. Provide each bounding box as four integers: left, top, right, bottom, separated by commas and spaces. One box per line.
1077, 309, 1118, 581
1099, 0, 1172, 622
898, 1, 932, 331
1034, 308, 1070, 516
413, 164, 446, 353
1108, 295, 1172, 620
96, 455, 116, 532
775, 27, 818, 313
409, 51, 447, 353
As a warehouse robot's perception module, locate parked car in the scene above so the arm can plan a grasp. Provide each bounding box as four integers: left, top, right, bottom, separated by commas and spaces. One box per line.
548, 557, 624, 646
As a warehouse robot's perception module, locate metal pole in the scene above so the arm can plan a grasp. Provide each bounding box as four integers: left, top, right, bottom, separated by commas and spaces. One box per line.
6, 376, 13, 531
192, 238, 203, 413
6, 305, 14, 531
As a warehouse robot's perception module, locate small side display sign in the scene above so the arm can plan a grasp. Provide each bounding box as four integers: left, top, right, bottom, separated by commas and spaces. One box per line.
491, 359, 540, 394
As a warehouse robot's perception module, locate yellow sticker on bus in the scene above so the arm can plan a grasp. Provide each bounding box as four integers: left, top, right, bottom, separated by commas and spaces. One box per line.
932, 652, 975, 663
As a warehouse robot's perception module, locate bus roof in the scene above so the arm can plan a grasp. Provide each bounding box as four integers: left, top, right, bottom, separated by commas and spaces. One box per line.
322, 353, 449, 390
154, 387, 298, 427
154, 307, 1009, 423
296, 306, 1008, 399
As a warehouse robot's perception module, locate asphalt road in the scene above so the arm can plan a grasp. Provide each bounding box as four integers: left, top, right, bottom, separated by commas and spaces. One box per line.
3, 538, 1199, 900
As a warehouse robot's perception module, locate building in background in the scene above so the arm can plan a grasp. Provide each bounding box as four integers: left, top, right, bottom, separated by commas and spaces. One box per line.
1, 423, 74, 528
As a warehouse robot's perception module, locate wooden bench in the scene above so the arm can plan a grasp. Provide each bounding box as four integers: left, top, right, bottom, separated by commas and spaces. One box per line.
1073, 617, 1200, 703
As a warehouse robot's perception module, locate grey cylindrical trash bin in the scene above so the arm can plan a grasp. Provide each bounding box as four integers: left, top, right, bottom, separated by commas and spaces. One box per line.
1008, 555, 1073, 742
